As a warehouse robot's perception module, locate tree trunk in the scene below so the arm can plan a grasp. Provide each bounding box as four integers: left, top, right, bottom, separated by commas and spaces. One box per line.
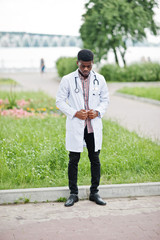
113, 48, 119, 66
119, 49, 127, 67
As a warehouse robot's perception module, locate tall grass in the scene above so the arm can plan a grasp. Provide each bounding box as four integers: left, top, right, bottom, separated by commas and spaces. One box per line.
0, 116, 68, 189
0, 115, 159, 190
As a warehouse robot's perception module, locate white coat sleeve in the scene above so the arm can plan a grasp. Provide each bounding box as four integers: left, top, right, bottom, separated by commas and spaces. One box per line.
95, 77, 109, 118
56, 77, 77, 119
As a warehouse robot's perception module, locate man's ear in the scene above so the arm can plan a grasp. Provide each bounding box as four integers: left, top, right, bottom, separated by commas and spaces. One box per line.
77, 61, 80, 66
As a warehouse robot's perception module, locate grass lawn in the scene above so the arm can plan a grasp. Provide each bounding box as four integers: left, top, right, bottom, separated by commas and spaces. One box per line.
0, 78, 18, 85
0, 91, 160, 190
117, 86, 160, 101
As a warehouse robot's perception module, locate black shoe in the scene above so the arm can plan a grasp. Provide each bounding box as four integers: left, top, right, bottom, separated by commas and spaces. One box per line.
64, 194, 79, 207
89, 193, 106, 205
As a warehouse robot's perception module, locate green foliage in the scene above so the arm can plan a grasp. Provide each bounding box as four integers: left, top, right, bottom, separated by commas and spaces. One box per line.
24, 197, 30, 203
0, 78, 18, 85
99, 62, 160, 82
56, 197, 67, 202
56, 57, 77, 77
80, 0, 159, 65
118, 87, 160, 101
125, 63, 160, 82
14, 197, 30, 204
100, 64, 125, 82
7, 90, 17, 109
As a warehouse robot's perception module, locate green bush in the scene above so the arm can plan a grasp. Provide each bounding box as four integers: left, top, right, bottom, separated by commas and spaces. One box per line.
99, 64, 125, 82
99, 62, 160, 82
56, 57, 77, 77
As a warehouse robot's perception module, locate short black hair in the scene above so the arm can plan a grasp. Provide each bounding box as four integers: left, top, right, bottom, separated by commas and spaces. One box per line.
77, 49, 94, 61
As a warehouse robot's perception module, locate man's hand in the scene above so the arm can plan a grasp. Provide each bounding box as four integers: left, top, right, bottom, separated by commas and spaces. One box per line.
75, 109, 88, 120
88, 109, 98, 119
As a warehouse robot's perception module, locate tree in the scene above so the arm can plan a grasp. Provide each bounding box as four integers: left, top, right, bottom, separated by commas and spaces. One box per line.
80, 0, 159, 66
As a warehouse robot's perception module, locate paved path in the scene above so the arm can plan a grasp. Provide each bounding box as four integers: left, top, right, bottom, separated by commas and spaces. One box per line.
0, 72, 160, 142
106, 82, 160, 142
0, 72, 60, 98
0, 196, 160, 240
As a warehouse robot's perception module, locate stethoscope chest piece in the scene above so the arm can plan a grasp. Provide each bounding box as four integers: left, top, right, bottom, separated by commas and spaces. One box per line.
74, 76, 79, 93
75, 88, 79, 93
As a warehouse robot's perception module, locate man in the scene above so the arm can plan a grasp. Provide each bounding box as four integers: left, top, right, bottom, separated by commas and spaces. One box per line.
56, 49, 109, 207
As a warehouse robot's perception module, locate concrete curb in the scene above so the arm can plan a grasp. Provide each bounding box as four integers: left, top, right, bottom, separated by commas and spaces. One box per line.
115, 92, 160, 106
0, 182, 160, 204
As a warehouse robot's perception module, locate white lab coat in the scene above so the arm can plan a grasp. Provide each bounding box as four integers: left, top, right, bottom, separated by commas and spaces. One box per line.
56, 69, 109, 152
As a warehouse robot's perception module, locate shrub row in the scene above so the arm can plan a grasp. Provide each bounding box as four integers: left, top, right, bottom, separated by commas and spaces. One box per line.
56, 57, 160, 82
56, 57, 77, 77
99, 63, 160, 82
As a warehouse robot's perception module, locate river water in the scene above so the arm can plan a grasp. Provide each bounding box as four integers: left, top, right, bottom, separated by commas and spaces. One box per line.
0, 46, 160, 72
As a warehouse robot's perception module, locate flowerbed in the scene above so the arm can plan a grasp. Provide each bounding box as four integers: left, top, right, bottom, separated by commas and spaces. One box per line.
0, 108, 34, 118
0, 91, 60, 118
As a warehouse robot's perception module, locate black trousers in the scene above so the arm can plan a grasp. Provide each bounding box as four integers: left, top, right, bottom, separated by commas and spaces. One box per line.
68, 127, 100, 195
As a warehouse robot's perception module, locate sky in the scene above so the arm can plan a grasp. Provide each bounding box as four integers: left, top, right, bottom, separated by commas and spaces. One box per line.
0, 0, 87, 36
0, 0, 159, 41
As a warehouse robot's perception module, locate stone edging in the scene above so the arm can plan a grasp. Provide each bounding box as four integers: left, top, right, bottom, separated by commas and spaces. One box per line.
115, 92, 160, 106
0, 182, 160, 204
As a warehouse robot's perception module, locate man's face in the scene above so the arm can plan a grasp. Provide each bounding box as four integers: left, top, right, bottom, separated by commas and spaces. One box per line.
77, 60, 93, 77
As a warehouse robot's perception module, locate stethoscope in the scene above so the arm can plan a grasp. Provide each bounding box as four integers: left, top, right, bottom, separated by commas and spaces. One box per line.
74, 71, 99, 93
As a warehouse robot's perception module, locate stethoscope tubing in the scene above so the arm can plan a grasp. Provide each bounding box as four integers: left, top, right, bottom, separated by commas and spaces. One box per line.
74, 71, 99, 93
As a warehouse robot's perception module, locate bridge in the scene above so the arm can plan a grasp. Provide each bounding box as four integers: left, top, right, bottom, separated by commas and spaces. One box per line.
0, 32, 82, 48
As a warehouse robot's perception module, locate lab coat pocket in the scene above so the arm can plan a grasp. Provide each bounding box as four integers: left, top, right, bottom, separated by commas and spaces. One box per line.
92, 117, 102, 130
66, 117, 84, 132
91, 91, 100, 107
